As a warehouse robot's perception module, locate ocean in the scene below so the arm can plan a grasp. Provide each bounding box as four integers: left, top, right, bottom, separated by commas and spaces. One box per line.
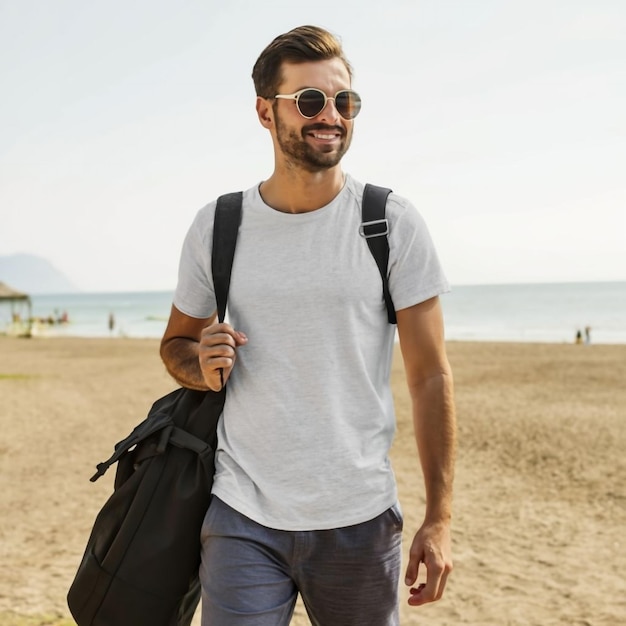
3, 282, 625, 344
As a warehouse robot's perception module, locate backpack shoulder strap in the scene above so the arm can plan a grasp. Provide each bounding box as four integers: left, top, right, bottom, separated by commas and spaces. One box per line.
360, 183, 396, 324
212, 191, 243, 323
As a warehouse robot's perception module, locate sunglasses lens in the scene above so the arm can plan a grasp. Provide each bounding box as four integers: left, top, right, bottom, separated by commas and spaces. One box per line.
294, 89, 362, 119
297, 89, 326, 118
336, 91, 361, 120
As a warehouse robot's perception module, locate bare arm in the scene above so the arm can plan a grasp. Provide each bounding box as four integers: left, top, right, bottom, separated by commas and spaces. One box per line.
396, 296, 456, 606
160, 305, 248, 391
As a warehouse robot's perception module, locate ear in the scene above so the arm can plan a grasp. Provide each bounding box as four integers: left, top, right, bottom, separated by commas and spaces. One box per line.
256, 96, 274, 129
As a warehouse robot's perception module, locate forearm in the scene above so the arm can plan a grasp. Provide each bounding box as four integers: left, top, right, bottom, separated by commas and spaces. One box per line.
396, 300, 455, 603
410, 371, 456, 523
160, 337, 209, 391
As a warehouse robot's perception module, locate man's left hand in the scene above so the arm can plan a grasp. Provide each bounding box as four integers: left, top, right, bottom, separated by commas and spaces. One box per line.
404, 520, 453, 606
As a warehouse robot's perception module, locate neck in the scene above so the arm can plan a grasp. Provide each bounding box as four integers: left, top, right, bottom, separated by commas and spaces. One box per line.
259, 167, 345, 214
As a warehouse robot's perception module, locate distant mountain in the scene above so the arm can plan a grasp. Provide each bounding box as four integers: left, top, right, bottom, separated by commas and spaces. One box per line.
0, 254, 79, 294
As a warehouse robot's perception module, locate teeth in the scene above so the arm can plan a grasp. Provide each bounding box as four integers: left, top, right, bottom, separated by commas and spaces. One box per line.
313, 133, 336, 140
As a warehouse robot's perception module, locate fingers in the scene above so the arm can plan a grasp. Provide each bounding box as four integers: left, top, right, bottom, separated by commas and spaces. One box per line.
407, 560, 451, 606
405, 526, 453, 607
200, 323, 247, 347
199, 323, 247, 390
404, 554, 420, 587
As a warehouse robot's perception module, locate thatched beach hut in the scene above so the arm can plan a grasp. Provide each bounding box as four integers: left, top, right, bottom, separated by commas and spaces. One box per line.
0, 281, 32, 337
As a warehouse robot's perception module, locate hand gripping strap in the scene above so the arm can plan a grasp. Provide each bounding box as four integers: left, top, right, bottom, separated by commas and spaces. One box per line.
361, 184, 396, 324
212, 192, 243, 323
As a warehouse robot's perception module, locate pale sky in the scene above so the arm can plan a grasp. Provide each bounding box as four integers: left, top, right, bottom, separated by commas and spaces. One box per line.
1, 0, 624, 292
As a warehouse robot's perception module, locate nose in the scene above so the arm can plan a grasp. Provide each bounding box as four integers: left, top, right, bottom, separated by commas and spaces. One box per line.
317, 97, 342, 123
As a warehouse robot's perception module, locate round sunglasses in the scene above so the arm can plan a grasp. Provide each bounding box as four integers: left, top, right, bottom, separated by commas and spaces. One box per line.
274, 88, 362, 120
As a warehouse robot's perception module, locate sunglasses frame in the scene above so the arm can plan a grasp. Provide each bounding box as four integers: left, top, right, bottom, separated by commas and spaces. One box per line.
274, 88, 361, 120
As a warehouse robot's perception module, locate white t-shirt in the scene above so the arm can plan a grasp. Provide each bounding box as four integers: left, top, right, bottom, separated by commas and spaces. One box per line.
174, 175, 449, 530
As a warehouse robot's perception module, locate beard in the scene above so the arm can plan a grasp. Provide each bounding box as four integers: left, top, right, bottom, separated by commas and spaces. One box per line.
274, 111, 352, 173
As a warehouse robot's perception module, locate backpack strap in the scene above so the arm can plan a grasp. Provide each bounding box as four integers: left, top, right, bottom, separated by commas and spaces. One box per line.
360, 184, 396, 324
212, 192, 243, 324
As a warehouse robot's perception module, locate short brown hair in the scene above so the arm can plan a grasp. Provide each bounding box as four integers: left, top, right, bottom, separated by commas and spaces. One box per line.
252, 25, 353, 98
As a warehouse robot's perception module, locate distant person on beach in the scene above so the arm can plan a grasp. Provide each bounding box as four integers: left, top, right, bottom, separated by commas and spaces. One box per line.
108, 312, 115, 333
585, 326, 592, 345
161, 25, 456, 626
576, 329, 583, 344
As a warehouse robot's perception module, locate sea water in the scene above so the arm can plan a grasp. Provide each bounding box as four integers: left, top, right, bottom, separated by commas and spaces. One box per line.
442, 282, 625, 344
3, 282, 625, 344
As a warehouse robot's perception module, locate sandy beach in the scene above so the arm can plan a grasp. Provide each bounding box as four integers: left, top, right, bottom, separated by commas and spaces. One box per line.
0, 336, 624, 626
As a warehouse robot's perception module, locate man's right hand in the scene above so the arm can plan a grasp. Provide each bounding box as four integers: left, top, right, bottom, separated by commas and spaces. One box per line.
199, 323, 248, 391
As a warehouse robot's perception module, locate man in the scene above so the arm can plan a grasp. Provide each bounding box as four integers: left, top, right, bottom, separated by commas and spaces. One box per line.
161, 24, 456, 626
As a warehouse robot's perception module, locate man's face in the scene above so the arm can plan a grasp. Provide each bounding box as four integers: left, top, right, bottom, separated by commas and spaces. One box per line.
271, 58, 354, 173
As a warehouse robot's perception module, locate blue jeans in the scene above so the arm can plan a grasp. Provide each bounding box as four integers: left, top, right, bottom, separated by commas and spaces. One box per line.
200, 497, 403, 626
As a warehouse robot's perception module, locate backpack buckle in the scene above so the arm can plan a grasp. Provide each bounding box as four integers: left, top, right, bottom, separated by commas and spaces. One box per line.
359, 219, 389, 239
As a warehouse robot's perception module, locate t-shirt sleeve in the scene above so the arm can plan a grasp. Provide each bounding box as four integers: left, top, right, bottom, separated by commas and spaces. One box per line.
173, 203, 217, 319
386, 195, 450, 311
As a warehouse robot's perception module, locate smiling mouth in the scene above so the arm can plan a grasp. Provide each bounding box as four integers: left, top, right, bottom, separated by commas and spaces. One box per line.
311, 132, 339, 140
305, 125, 344, 142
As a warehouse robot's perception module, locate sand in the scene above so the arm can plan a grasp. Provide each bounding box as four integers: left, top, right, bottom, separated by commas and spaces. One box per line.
0, 336, 624, 626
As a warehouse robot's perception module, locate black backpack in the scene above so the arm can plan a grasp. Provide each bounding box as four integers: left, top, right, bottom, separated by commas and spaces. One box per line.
67, 184, 394, 626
